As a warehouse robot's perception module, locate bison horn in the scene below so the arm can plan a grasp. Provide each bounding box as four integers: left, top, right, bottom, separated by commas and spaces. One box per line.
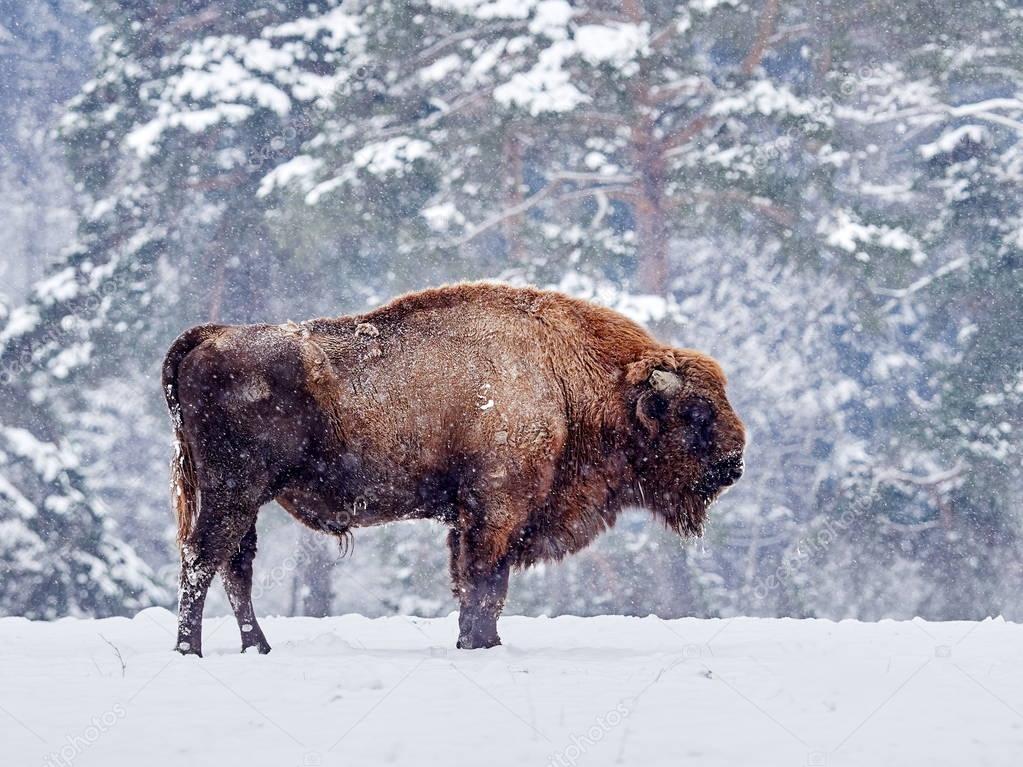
649, 369, 681, 394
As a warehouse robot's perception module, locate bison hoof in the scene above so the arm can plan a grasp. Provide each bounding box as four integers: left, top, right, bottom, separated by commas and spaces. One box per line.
456, 633, 502, 650
174, 641, 202, 657
241, 641, 272, 655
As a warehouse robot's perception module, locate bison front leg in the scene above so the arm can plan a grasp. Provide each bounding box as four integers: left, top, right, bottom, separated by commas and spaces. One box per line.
220, 522, 272, 654
448, 528, 511, 650
457, 559, 511, 649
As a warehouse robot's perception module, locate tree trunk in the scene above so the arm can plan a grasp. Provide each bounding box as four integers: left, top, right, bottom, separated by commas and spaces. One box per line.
632, 112, 669, 294
502, 129, 526, 265
621, 0, 670, 295
741, 0, 782, 75
634, 190, 668, 294
300, 531, 335, 618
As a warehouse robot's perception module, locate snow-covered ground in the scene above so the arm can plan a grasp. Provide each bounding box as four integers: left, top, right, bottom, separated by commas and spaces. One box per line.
3, 610, 1021, 766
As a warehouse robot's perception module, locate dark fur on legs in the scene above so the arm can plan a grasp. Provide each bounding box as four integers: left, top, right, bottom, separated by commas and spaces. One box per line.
221, 522, 272, 654
449, 528, 511, 649
175, 495, 260, 657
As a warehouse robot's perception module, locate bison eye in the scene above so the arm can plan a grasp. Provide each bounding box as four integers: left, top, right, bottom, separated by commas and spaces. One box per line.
681, 399, 715, 452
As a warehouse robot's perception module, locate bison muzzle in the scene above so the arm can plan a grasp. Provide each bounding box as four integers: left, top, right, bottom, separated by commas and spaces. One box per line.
162, 283, 745, 654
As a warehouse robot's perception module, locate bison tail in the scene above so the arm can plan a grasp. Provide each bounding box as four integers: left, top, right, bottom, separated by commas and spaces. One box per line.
162, 324, 224, 546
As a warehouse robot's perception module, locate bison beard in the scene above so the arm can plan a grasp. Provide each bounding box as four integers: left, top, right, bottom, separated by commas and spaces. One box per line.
162, 283, 745, 654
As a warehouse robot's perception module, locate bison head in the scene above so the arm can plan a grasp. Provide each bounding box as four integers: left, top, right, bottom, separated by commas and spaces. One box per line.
626, 350, 746, 536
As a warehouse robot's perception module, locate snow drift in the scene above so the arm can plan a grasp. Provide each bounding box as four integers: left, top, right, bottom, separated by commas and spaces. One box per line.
2, 610, 1021, 766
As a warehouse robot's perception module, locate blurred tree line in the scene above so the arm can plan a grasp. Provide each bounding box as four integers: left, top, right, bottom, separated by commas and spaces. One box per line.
0, 0, 1020, 621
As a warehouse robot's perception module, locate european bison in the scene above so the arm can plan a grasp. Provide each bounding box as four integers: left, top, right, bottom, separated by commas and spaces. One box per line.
163, 283, 745, 654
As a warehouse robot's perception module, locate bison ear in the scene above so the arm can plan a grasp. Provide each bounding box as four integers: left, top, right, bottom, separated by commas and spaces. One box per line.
626, 354, 682, 433
634, 370, 679, 433
635, 389, 668, 433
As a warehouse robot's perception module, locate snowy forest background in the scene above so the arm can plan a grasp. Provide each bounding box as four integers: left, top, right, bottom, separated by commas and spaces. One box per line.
0, 0, 1020, 623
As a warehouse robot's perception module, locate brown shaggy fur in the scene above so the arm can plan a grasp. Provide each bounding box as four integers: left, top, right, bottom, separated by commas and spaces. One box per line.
162, 282, 745, 654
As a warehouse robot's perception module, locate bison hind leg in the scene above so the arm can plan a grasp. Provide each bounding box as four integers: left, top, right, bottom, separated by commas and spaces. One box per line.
176, 496, 259, 657
221, 521, 272, 654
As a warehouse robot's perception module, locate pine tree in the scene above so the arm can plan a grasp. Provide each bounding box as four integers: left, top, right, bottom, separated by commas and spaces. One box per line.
0, 0, 169, 618
785, 0, 1023, 618
2, 0, 1019, 621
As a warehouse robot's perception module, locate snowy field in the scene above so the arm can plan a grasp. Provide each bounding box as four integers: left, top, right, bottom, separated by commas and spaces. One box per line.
3, 611, 1022, 766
